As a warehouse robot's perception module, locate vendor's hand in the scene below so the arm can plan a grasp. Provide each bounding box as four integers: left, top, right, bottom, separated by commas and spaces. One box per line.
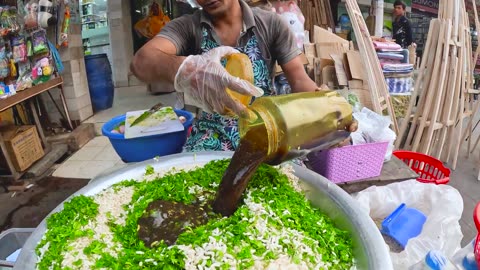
348, 119, 358, 133
335, 119, 358, 148
174, 46, 264, 115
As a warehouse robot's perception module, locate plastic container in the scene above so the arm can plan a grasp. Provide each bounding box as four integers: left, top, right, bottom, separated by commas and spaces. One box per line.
224, 53, 254, 107
307, 141, 389, 183
238, 91, 353, 165
84, 54, 114, 112
381, 203, 427, 249
102, 109, 194, 163
393, 150, 450, 184
409, 250, 459, 270
0, 228, 35, 268
452, 240, 478, 270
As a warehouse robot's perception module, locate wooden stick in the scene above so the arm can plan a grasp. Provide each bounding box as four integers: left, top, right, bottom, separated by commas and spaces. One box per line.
471, 132, 480, 153
443, 2, 465, 162
405, 20, 441, 150
421, 20, 452, 155
410, 21, 446, 153
395, 19, 437, 149
436, 3, 461, 160
451, 7, 469, 169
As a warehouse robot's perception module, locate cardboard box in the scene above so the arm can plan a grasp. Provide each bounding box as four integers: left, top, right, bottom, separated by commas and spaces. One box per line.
1, 125, 44, 172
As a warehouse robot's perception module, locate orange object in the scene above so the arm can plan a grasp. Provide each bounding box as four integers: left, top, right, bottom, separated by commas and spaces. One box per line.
134, 2, 170, 39
224, 53, 255, 107
59, 5, 71, 47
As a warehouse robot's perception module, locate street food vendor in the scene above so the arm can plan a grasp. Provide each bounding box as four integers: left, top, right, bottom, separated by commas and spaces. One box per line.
130, 0, 318, 152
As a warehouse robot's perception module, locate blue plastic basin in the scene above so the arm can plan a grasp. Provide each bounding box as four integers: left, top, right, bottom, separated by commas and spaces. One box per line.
102, 109, 194, 163
381, 203, 427, 249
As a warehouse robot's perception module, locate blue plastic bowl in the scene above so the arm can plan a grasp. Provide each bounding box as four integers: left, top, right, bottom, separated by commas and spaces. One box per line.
102, 109, 194, 163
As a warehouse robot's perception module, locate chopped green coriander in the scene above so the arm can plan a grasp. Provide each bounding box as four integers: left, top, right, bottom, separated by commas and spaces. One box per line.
36, 159, 355, 269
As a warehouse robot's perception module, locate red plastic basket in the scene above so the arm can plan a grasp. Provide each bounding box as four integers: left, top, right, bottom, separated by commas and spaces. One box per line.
393, 150, 450, 185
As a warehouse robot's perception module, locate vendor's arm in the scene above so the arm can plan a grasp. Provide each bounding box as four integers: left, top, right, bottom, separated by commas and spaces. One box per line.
281, 56, 318, 93
130, 37, 185, 83
270, 14, 317, 93
130, 16, 193, 84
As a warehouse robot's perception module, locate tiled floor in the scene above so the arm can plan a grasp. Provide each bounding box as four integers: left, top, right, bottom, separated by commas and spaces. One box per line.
52, 136, 126, 179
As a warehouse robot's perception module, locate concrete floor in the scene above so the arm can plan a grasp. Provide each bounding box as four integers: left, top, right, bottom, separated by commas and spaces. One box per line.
448, 138, 480, 246
13, 85, 480, 250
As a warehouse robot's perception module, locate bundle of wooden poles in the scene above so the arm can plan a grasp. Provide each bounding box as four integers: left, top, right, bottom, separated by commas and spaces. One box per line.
395, 0, 479, 170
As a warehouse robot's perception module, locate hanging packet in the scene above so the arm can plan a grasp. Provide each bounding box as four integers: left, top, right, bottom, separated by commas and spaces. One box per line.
58, 4, 70, 47
24, 0, 39, 29
32, 29, 48, 55
26, 38, 33, 57
48, 40, 63, 73
11, 35, 27, 63
32, 57, 53, 85
9, 59, 17, 77
16, 61, 33, 91
0, 40, 10, 79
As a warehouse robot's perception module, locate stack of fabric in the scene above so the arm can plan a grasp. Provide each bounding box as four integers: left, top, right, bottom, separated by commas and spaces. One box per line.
373, 41, 414, 95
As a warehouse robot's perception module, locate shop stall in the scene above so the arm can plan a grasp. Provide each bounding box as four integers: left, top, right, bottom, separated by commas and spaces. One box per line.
0, 0, 72, 181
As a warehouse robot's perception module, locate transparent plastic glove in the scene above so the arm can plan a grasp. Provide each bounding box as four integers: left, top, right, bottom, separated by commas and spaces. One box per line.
174, 46, 264, 115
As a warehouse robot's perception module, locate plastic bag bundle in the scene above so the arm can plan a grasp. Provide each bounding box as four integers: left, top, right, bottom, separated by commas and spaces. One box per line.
351, 107, 397, 160
353, 180, 464, 269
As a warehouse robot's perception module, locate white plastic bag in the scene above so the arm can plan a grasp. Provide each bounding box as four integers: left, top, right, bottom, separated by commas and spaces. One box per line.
352, 180, 464, 269
352, 107, 397, 161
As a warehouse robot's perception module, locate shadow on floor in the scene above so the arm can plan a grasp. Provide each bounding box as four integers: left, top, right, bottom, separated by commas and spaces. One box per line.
0, 177, 89, 232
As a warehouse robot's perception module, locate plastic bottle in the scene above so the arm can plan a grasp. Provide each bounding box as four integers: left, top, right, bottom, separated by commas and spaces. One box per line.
451, 240, 478, 270
409, 250, 460, 270
237, 90, 354, 165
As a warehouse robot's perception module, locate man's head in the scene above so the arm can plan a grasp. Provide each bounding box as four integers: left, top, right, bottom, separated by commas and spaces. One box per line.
197, 0, 235, 17
393, 0, 406, 17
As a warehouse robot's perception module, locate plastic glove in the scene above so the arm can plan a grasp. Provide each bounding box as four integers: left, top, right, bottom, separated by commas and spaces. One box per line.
174, 46, 264, 115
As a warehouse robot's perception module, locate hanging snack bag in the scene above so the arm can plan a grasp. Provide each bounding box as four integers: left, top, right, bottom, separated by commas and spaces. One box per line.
11, 35, 27, 63
7, 7, 21, 35
9, 59, 17, 77
0, 7, 8, 37
0, 82, 6, 98
32, 29, 48, 55
32, 57, 53, 84
26, 37, 33, 57
24, 0, 39, 29
58, 4, 70, 47
16, 61, 33, 91
0, 41, 10, 79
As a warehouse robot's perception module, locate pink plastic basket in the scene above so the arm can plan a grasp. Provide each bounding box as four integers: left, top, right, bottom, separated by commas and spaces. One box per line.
307, 141, 389, 184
